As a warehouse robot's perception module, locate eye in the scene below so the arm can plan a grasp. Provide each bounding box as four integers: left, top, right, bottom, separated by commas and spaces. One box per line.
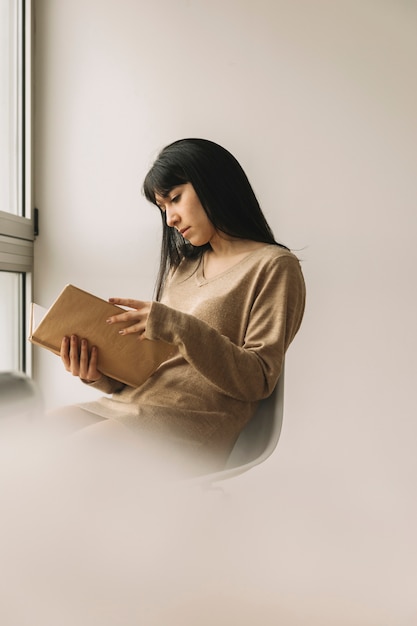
171, 194, 181, 204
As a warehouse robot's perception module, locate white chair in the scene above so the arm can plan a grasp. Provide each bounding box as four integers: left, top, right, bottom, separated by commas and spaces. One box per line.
199, 368, 285, 487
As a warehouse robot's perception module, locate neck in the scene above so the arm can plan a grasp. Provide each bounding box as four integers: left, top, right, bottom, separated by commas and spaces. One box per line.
208, 232, 262, 258
202, 236, 268, 280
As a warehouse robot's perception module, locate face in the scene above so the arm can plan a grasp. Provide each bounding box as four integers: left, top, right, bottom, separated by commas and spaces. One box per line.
155, 183, 217, 246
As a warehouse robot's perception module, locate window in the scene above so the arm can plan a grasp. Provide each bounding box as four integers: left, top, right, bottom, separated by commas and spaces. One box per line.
0, 0, 34, 374
0, 272, 24, 371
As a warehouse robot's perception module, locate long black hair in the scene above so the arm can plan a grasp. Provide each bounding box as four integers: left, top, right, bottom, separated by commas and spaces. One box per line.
143, 138, 286, 300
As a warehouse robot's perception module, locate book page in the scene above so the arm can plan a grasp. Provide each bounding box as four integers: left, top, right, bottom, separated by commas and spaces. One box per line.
31, 303, 48, 329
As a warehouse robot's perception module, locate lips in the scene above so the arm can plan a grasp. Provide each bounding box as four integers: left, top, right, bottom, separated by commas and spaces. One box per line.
180, 227, 190, 238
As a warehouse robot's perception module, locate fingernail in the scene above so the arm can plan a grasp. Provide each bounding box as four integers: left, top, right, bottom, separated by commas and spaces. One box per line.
106, 319, 112, 324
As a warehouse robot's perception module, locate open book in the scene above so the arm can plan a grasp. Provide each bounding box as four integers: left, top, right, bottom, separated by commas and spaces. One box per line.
29, 284, 176, 388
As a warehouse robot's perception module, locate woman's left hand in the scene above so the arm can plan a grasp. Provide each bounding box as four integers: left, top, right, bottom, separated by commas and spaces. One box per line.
107, 298, 152, 339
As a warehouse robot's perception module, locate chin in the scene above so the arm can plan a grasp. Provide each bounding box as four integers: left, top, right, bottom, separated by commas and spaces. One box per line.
187, 237, 207, 247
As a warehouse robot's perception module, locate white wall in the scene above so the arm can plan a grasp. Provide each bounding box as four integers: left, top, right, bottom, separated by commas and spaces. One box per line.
33, 0, 417, 623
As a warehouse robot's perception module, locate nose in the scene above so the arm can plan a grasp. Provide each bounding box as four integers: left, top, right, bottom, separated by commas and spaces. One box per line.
165, 205, 179, 228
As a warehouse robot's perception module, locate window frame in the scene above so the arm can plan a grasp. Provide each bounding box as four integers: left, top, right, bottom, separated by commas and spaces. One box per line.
0, 0, 34, 374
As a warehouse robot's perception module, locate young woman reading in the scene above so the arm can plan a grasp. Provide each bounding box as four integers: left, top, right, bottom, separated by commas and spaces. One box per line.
57, 138, 306, 474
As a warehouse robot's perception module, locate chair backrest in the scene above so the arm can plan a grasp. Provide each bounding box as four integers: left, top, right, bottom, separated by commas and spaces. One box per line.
200, 368, 285, 485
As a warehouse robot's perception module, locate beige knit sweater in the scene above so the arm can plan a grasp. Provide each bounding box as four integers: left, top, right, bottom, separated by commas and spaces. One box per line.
79, 244, 305, 465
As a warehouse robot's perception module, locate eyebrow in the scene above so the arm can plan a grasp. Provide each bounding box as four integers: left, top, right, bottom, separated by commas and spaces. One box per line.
155, 186, 182, 207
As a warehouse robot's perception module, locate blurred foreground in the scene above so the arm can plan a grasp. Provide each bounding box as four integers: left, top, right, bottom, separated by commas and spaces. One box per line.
0, 375, 416, 625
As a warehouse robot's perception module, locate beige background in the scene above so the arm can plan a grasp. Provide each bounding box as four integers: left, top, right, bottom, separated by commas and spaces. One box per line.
31, 1, 416, 623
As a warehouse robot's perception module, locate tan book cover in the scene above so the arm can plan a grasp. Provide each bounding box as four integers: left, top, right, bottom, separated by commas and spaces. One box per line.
29, 284, 176, 388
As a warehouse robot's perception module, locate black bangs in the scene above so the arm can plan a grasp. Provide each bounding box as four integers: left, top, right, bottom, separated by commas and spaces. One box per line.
143, 161, 189, 205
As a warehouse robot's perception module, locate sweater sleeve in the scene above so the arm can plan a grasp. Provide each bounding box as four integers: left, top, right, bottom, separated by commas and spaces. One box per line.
144, 255, 305, 402
82, 375, 126, 394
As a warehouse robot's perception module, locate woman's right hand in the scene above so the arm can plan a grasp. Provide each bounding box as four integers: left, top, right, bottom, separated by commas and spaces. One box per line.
60, 335, 103, 383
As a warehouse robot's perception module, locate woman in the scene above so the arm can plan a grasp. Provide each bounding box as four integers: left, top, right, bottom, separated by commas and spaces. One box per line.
59, 138, 306, 474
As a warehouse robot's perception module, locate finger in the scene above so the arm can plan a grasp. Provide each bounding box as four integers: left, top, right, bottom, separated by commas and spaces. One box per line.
118, 322, 145, 336
69, 335, 80, 376
109, 298, 145, 309
79, 338, 90, 379
106, 310, 140, 324
78, 340, 101, 382
87, 346, 101, 381
60, 336, 71, 370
